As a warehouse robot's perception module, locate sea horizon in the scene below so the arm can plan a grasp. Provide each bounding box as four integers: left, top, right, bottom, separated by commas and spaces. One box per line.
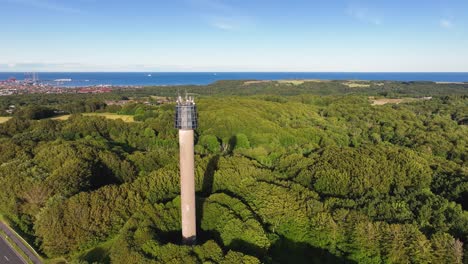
1, 72, 468, 87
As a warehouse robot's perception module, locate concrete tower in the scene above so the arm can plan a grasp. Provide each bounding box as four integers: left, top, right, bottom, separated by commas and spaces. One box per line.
175, 95, 198, 244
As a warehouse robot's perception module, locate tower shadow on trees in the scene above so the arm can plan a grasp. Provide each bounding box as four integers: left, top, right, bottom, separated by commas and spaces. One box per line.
268, 235, 355, 264
197, 155, 220, 242
201, 155, 220, 196
228, 136, 237, 154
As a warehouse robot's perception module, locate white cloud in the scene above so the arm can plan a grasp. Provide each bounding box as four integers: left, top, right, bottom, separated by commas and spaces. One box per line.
188, 0, 252, 31
440, 19, 453, 29
0, 62, 229, 72
208, 15, 250, 31
346, 6, 382, 25
212, 22, 235, 31
2, 56, 468, 72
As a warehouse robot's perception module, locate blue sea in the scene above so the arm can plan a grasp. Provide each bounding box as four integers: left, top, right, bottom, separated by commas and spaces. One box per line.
0, 72, 467, 87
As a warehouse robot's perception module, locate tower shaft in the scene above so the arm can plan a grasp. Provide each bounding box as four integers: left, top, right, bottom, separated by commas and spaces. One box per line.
175, 95, 198, 244
179, 129, 196, 243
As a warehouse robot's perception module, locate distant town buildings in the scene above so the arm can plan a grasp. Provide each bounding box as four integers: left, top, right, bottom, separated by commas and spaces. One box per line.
0, 76, 138, 96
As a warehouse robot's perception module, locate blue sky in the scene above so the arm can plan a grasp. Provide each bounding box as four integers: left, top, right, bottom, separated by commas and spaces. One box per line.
0, 0, 467, 72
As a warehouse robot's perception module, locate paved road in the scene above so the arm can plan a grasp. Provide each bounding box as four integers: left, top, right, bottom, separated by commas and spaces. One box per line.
0, 222, 42, 264
0, 236, 25, 264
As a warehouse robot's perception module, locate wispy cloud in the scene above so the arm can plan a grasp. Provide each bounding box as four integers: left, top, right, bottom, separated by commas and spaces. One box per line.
0, 62, 263, 72
212, 22, 235, 31
439, 19, 454, 29
1, 62, 86, 71
208, 15, 252, 31
346, 6, 382, 25
3, 0, 80, 13
188, 0, 252, 31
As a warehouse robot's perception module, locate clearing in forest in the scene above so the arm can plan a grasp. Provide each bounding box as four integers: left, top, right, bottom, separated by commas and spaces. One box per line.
370, 97, 432, 105
343, 82, 371, 88
0, 117, 11, 123
243, 79, 330, 86
52, 113, 135, 122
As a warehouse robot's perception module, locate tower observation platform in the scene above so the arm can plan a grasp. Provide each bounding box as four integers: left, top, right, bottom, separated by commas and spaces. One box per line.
175, 96, 198, 130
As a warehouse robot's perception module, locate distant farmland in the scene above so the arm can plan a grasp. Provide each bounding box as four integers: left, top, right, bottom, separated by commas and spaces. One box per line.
0, 117, 11, 123
0, 114, 134, 123
52, 113, 135, 122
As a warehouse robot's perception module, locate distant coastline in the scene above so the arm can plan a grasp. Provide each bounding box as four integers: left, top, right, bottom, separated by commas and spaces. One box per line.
0, 72, 468, 87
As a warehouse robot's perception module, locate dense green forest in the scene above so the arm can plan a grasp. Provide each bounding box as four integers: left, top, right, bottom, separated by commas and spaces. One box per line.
0, 80, 467, 263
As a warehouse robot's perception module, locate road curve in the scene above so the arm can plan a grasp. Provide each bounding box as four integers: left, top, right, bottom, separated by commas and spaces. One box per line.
0, 222, 42, 264
0, 236, 25, 264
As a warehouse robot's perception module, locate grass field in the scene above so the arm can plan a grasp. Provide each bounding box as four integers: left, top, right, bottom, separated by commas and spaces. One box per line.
369, 97, 432, 106
371, 98, 407, 105
277, 80, 306, 85
50, 115, 71, 121
244, 79, 329, 86
52, 113, 135, 122
278, 79, 330, 85
243, 80, 272, 85
44, 258, 68, 264
0, 117, 12, 123
343, 82, 371, 88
